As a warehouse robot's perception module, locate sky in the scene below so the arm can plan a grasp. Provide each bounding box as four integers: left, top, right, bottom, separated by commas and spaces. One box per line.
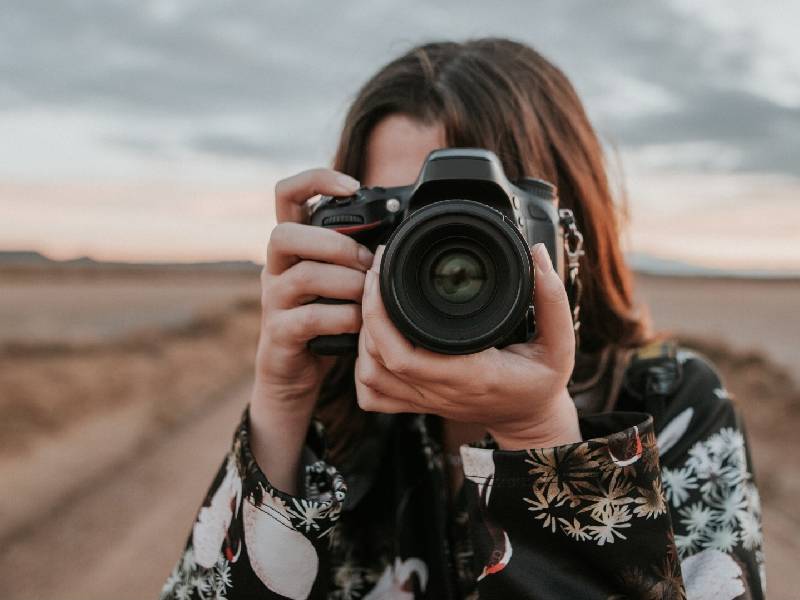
0, 0, 798, 270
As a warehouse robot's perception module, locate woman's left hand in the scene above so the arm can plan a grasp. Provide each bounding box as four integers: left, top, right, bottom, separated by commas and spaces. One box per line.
355, 243, 582, 450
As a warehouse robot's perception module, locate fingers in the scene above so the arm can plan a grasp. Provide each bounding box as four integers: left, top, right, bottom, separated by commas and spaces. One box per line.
274, 168, 360, 223
269, 301, 362, 346
354, 325, 424, 413
361, 253, 463, 386
354, 377, 420, 414
270, 261, 366, 308
266, 222, 374, 275
361, 267, 426, 378
530, 243, 575, 366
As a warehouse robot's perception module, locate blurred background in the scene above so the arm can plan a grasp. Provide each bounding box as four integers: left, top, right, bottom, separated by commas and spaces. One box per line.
0, 1, 798, 598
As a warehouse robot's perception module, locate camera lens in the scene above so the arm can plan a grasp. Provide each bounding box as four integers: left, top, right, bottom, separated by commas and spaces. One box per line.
379, 199, 532, 354
430, 250, 486, 304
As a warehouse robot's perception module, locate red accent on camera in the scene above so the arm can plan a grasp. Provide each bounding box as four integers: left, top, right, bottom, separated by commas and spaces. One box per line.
332, 220, 383, 235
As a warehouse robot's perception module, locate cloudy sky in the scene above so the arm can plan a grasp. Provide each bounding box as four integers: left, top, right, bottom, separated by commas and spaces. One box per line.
1, 0, 798, 269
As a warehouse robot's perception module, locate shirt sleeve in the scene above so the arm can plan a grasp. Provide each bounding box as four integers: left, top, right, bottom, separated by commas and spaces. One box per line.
458, 353, 765, 599
159, 406, 347, 600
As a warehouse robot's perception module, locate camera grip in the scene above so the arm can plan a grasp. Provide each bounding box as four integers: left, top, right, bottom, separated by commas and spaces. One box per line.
306, 297, 359, 355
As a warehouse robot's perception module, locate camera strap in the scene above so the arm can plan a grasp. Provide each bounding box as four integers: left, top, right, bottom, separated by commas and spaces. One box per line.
558, 208, 585, 350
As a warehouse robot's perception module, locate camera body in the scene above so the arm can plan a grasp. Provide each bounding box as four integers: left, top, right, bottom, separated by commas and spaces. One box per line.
309, 148, 565, 355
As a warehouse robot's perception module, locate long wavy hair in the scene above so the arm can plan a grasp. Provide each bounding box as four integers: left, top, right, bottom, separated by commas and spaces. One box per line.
315, 38, 651, 464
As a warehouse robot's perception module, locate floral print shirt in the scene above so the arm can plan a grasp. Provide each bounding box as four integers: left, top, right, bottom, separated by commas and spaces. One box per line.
161, 348, 765, 599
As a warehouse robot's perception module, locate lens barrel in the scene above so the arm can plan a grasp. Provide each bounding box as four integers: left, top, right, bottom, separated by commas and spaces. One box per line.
379, 199, 533, 354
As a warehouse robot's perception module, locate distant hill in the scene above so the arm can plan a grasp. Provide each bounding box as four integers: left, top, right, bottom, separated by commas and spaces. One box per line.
0, 250, 52, 264
1, 249, 797, 279
0, 250, 260, 273
627, 252, 800, 279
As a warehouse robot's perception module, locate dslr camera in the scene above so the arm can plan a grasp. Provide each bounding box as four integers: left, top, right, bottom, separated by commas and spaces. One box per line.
308, 148, 581, 356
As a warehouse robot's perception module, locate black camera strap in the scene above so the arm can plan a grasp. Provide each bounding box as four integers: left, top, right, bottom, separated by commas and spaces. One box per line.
558, 208, 585, 350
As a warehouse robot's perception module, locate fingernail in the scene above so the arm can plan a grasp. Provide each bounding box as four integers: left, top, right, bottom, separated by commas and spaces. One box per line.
533, 243, 553, 274
373, 244, 386, 268
358, 245, 374, 268
336, 173, 360, 192
365, 268, 376, 294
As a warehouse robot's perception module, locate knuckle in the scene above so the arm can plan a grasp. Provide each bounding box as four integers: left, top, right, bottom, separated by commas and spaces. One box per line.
303, 303, 322, 332
268, 223, 289, 252
383, 353, 410, 376
338, 235, 358, 263
286, 260, 312, 292
263, 312, 286, 341
274, 177, 289, 199
347, 302, 363, 322
358, 359, 380, 389
356, 390, 373, 411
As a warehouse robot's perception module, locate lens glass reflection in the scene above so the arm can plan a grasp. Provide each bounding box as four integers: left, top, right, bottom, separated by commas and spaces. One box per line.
430, 250, 486, 303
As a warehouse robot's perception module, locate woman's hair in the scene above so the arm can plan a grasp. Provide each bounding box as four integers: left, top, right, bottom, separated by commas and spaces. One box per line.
316, 38, 652, 463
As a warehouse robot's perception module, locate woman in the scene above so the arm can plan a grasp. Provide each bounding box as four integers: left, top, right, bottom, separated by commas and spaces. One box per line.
161, 39, 765, 599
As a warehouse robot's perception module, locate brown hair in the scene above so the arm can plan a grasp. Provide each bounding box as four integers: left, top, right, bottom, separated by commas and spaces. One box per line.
316, 38, 651, 463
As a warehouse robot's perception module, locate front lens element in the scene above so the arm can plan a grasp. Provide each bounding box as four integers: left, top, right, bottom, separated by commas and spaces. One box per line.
431, 250, 486, 304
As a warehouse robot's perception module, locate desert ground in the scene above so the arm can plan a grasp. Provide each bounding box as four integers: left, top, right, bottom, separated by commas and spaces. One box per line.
0, 267, 798, 599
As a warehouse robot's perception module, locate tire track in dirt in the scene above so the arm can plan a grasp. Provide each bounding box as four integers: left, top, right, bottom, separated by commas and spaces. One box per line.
0, 380, 250, 600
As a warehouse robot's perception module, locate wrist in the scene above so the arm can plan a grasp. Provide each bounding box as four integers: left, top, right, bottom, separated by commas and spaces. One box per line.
487, 388, 582, 450
247, 383, 314, 496
251, 375, 318, 423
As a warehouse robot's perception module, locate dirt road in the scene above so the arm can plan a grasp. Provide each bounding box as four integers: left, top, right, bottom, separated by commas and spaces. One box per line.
1, 273, 799, 599
0, 381, 250, 600
3, 377, 798, 600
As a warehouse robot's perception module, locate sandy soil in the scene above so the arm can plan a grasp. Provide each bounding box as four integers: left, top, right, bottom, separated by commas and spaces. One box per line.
636, 274, 800, 377
0, 271, 798, 599
0, 271, 259, 343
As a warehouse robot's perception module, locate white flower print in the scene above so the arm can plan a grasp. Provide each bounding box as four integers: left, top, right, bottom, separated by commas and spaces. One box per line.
559, 517, 591, 541
744, 482, 761, 515
712, 485, 748, 527
288, 498, 328, 533
663, 423, 763, 564
675, 529, 701, 557
174, 582, 192, 600
191, 574, 211, 596
685, 441, 715, 477
706, 524, 739, 553
587, 505, 632, 545
161, 549, 233, 600
738, 510, 763, 551
678, 502, 716, 534
215, 558, 233, 591
661, 466, 698, 507
707, 427, 744, 461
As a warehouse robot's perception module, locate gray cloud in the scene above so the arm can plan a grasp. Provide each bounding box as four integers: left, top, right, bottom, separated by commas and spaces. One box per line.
1, 0, 798, 175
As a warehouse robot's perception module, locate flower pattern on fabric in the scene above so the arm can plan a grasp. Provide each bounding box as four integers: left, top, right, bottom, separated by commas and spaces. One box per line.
521, 424, 664, 547
161, 548, 234, 600
161, 351, 766, 600
661, 411, 765, 599
665, 423, 763, 560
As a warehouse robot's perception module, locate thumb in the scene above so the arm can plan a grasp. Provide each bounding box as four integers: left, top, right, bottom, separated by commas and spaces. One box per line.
531, 243, 575, 366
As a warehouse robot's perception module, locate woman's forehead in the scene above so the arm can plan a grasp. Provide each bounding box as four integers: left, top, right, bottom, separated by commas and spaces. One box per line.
362, 114, 446, 188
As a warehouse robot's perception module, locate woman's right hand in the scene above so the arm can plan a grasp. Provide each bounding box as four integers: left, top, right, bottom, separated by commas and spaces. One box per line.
248, 168, 372, 493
